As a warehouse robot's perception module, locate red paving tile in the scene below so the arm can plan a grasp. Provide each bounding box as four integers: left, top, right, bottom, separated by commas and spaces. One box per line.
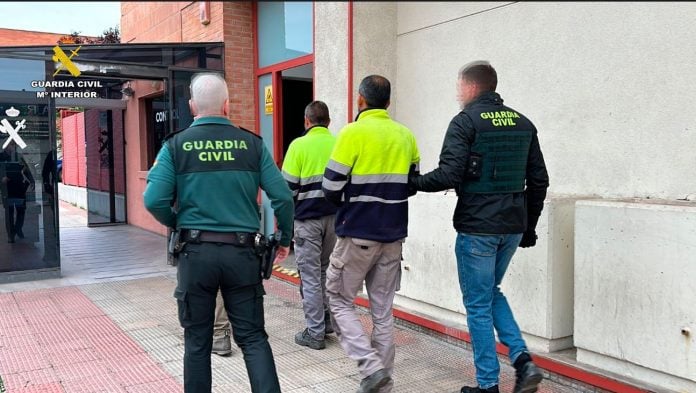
3, 368, 59, 388
0, 286, 181, 393
9, 382, 65, 393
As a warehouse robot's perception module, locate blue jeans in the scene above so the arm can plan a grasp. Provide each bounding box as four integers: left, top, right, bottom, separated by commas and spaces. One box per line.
455, 233, 528, 389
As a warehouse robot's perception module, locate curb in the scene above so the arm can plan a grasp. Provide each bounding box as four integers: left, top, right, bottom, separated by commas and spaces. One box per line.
270, 267, 651, 393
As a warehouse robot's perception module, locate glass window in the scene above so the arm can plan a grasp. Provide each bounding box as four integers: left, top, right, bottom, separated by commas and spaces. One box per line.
170, 70, 197, 133
145, 94, 168, 168
0, 57, 45, 91
258, 2, 313, 68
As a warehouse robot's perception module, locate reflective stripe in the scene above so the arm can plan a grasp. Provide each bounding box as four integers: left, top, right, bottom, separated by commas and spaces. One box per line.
326, 160, 351, 175
298, 189, 325, 201
282, 170, 300, 184
300, 174, 324, 185
349, 195, 408, 204
322, 178, 346, 191
351, 174, 408, 184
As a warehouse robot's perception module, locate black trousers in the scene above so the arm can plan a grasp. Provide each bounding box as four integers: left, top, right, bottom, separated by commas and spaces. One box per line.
175, 242, 281, 393
4, 202, 26, 240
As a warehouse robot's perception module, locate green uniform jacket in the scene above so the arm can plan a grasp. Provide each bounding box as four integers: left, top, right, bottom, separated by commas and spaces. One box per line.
143, 116, 294, 246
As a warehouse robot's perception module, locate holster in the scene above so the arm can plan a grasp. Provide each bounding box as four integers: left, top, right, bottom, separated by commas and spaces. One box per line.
255, 232, 280, 280
167, 229, 187, 266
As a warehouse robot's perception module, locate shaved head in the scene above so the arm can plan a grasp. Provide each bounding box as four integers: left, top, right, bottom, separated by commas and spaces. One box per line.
189, 73, 229, 117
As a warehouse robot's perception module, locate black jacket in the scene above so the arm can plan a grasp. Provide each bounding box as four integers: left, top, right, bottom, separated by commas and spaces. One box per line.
411, 92, 549, 234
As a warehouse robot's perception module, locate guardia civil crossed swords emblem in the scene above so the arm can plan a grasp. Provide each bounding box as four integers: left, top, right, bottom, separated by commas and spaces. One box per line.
0, 107, 27, 150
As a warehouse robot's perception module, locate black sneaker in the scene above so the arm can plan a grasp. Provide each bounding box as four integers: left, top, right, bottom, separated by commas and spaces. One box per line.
294, 328, 325, 350
357, 369, 391, 393
514, 362, 543, 393
459, 385, 499, 393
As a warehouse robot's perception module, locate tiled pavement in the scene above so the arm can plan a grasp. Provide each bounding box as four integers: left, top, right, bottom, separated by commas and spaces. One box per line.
0, 203, 608, 393
1, 276, 599, 393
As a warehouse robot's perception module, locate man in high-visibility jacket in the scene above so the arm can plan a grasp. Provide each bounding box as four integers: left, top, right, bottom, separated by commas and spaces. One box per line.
281, 101, 338, 350
322, 75, 420, 393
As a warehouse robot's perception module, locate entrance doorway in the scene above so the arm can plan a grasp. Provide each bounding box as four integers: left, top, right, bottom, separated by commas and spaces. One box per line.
281, 71, 313, 155
59, 102, 127, 227
257, 61, 313, 235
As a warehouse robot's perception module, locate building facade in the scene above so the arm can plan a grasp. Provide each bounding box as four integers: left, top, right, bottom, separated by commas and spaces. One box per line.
119, 2, 695, 391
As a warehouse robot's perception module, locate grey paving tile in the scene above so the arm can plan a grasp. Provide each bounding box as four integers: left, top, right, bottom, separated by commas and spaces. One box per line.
0, 209, 612, 393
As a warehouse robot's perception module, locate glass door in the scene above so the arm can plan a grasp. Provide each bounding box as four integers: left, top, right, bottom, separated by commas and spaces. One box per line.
0, 56, 59, 274
85, 109, 126, 226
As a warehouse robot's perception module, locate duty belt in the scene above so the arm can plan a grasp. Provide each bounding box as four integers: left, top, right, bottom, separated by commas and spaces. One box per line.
181, 229, 256, 247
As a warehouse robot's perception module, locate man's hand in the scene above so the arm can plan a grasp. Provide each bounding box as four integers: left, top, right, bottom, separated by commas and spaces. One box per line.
519, 230, 537, 248
1, 176, 8, 184
407, 173, 420, 196
273, 245, 290, 265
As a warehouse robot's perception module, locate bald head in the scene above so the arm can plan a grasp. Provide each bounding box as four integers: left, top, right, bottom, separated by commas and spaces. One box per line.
189, 73, 229, 118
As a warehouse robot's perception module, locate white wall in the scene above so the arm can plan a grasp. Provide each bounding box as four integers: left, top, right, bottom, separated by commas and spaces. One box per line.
353, 2, 398, 121
58, 183, 87, 210
314, 2, 349, 133
395, 1, 696, 388
575, 200, 696, 391
313, 2, 696, 388
399, 196, 576, 352
395, 2, 696, 200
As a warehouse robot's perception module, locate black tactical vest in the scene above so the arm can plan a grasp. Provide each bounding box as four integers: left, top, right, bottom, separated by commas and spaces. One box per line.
460, 101, 533, 194
166, 123, 262, 175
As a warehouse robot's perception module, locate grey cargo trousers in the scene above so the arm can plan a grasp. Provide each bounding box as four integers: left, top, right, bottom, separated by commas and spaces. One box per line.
294, 215, 337, 340
326, 236, 402, 392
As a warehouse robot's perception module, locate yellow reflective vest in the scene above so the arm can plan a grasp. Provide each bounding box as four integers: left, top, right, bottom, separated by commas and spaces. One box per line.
281, 126, 338, 220
322, 109, 420, 242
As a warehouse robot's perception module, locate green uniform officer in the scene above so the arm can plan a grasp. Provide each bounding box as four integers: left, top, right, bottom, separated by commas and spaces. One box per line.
144, 73, 293, 393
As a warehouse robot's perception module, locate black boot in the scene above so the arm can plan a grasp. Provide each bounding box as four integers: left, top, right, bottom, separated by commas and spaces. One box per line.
513, 353, 543, 393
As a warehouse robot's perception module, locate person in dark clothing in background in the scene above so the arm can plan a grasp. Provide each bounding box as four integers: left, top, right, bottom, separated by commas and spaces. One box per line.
1, 143, 34, 243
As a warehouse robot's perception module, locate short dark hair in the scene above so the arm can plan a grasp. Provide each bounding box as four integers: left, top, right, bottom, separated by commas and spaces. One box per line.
459, 61, 497, 92
304, 100, 330, 126
358, 75, 391, 108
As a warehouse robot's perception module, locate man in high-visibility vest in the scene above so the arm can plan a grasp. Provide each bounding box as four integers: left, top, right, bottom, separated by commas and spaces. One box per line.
322, 75, 420, 393
281, 101, 338, 350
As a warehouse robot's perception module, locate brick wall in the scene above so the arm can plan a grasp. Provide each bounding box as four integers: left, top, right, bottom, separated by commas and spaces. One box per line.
61, 113, 86, 188
120, 1, 257, 235
0, 28, 72, 46
222, 2, 255, 130
120, 2, 192, 43
120, 1, 256, 130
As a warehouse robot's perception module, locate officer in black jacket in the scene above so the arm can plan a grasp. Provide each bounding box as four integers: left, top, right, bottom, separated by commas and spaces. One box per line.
409, 61, 549, 393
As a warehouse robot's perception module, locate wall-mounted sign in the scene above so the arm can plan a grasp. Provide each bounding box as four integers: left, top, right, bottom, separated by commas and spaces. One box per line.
264, 85, 273, 115
0, 107, 27, 149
